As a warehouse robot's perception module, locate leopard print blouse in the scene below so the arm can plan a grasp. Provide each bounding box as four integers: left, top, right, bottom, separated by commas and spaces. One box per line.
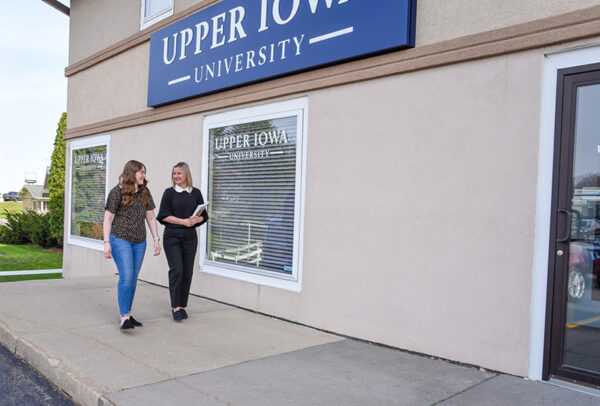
105, 185, 155, 243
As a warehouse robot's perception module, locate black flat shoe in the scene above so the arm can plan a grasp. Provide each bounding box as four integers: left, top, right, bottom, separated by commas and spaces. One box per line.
129, 316, 143, 327
172, 309, 184, 321
120, 319, 135, 330
180, 309, 188, 319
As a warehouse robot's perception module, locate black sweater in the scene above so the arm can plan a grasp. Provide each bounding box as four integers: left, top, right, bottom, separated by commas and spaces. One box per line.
156, 187, 208, 229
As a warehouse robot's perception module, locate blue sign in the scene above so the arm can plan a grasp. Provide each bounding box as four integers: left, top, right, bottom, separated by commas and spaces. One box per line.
148, 0, 417, 106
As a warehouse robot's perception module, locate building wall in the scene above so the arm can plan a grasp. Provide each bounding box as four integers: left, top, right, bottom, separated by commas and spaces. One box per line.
63, 0, 600, 377
68, 0, 600, 64
21, 198, 34, 212
19, 196, 48, 213
297, 51, 540, 373
67, 44, 150, 128
415, 0, 600, 46
66, 48, 541, 375
69, 0, 140, 64
65, 0, 600, 130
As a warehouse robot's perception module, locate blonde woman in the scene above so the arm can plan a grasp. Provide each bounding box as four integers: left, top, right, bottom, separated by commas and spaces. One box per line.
103, 160, 161, 330
157, 162, 208, 321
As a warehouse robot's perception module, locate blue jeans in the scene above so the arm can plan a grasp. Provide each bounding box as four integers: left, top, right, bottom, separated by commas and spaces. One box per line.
110, 234, 146, 316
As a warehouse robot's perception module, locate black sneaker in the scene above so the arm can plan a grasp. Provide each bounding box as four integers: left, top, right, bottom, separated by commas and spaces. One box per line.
129, 316, 143, 327
180, 309, 188, 319
120, 319, 135, 330
172, 309, 184, 321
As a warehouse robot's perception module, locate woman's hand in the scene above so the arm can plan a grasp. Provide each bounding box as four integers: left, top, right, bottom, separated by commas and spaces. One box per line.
184, 216, 203, 227
103, 211, 115, 259
104, 243, 112, 259
153, 240, 161, 256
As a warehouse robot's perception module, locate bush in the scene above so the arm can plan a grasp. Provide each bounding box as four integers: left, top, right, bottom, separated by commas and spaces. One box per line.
0, 210, 59, 248
0, 210, 28, 244
21, 211, 58, 248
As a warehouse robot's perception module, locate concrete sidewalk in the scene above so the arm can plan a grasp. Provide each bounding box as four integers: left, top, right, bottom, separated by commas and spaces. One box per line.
0, 277, 599, 406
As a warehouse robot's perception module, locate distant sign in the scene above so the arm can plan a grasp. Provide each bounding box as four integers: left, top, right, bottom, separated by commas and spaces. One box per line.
148, 0, 417, 106
24, 172, 37, 184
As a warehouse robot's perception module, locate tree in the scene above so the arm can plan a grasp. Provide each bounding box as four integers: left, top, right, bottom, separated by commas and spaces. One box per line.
48, 112, 67, 246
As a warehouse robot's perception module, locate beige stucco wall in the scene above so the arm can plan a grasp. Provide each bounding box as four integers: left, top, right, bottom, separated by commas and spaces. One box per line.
63, 114, 205, 283
66, 0, 600, 128
68, 0, 600, 63
68, 0, 212, 63
64, 0, 600, 378
66, 43, 151, 129
66, 48, 541, 376
415, 0, 600, 46
190, 50, 540, 376
69, 0, 140, 64
297, 50, 540, 374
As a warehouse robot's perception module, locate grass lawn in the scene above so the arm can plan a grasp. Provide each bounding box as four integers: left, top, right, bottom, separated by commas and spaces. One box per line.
0, 243, 62, 283
0, 201, 23, 219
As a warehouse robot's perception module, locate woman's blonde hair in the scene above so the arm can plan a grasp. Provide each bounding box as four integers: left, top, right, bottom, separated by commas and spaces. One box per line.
119, 160, 151, 207
172, 162, 193, 188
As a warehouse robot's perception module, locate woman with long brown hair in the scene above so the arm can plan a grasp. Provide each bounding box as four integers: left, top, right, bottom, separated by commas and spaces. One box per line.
103, 160, 161, 330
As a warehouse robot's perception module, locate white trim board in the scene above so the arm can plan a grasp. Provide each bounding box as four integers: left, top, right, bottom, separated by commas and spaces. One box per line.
529, 43, 600, 380
1, 269, 62, 276
66, 134, 111, 251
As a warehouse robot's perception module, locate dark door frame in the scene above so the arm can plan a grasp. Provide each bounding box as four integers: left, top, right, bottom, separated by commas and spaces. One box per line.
544, 62, 600, 387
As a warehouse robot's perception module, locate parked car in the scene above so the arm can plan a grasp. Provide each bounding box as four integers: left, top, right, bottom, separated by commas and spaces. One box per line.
2, 191, 19, 202
580, 218, 600, 241
568, 240, 600, 300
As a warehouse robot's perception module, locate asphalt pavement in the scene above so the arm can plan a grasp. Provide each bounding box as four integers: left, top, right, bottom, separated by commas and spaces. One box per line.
0, 344, 72, 405
1, 276, 600, 406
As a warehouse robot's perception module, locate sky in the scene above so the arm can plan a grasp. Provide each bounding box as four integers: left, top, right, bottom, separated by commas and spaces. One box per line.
0, 0, 70, 193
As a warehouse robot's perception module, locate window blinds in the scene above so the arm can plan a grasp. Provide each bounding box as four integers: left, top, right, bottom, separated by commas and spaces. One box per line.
207, 115, 298, 275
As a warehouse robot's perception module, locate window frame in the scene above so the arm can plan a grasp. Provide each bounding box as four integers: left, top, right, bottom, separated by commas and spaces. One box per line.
140, 0, 174, 30
201, 98, 308, 292
67, 134, 111, 251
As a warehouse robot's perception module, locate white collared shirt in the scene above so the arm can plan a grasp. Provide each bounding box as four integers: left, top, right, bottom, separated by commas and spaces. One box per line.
174, 185, 192, 193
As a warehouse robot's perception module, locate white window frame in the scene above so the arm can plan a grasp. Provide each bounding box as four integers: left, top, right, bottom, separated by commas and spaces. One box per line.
140, 0, 174, 30
201, 98, 308, 292
529, 43, 600, 381
67, 134, 111, 251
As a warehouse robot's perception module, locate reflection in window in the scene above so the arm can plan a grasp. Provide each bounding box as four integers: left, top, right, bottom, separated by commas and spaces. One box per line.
207, 117, 298, 275
144, 0, 172, 18
571, 175, 600, 299
70, 145, 107, 241
141, 0, 173, 29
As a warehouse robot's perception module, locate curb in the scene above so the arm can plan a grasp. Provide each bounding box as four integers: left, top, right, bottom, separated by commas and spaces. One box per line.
0, 319, 112, 406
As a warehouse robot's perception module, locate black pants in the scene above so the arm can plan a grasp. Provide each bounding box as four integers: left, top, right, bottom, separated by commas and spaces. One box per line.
163, 227, 198, 308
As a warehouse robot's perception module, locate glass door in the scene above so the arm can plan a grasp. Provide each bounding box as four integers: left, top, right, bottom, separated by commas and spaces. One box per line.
547, 65, 600, 387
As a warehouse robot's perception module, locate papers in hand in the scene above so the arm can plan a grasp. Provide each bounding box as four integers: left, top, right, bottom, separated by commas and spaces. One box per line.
192, 202, 209, 217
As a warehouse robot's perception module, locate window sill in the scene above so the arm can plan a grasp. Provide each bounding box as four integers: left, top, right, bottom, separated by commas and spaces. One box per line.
200, 262, 302, 292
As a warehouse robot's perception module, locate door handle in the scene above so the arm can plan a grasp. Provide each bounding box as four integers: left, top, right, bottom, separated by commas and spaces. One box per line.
556, 208, 572, 243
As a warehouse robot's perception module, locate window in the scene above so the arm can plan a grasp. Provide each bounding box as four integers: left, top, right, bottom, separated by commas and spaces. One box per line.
68, 135, 110, 250
141, 0, 173, 30
201, 98, 307, 291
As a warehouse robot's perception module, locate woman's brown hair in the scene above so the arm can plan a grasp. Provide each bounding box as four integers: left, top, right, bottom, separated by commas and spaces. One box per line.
119, 160, 151, 207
